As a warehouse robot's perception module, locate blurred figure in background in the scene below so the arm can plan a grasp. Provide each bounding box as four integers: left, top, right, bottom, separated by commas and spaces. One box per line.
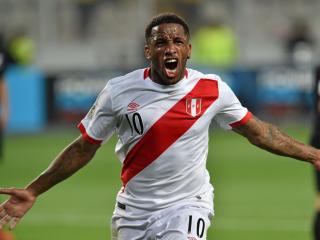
191, 17, 237, 70
0, 33, 14, 240
310, 65, 320, 240
74, 0, 99, 40
0, 34, 9, 160
4, 30, 45, 135
7, 31, 35, 67
285, 18, 315, 66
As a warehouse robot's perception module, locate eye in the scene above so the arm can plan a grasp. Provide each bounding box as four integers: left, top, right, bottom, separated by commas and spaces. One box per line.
175, 38, 184, 45
155, 39, 166, 46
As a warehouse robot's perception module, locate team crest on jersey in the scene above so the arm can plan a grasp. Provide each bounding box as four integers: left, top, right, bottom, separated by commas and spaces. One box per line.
127, 101, 140, 112
186, 98, 202, 117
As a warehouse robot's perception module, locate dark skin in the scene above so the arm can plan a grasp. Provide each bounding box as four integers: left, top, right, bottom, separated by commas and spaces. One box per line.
1, 22, 320, 230
144, 23, 191, 85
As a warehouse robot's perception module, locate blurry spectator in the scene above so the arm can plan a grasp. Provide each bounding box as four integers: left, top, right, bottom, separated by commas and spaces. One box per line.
4, 31, 46, 134
7, 31, 35, 66
285, 18, 315, 66
310, 65, 320, 240
0, 33, 14, 240
191, 17, 237, 70
74, 0, 99, 40
0, 34, 9, 160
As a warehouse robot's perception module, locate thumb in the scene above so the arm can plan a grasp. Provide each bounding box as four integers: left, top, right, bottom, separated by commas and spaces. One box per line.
0, 188, 16, 196
0, 188, 35, 201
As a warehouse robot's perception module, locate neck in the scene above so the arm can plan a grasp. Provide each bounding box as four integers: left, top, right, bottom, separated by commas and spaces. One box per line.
148, 67, 187, 86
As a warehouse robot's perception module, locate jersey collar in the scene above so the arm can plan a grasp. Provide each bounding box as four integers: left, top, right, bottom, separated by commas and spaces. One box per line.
143, 68, 189, 80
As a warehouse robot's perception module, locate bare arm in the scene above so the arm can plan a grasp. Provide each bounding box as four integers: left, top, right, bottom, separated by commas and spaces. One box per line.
233, 115, 320, 169
26, 135, 100, 196
0, 136, 100, 229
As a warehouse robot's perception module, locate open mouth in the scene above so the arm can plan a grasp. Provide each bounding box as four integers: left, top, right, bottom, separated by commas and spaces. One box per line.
164, 58, 178, 70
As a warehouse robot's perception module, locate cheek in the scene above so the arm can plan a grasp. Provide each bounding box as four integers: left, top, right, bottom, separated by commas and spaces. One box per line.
186, 46, 191, 57
181, 48, 190, 60
149, 54, 161, 65
152, 49, 164, 60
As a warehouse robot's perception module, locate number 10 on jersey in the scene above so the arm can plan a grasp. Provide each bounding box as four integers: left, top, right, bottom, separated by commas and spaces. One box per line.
125, 113, 144, 135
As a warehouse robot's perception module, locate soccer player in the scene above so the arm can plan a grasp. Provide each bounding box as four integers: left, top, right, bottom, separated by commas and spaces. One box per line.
310, 65, 320, 240
0, 13, 320, 239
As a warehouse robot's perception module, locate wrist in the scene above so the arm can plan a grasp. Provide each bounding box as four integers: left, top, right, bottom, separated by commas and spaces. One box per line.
25, 184, 41, 198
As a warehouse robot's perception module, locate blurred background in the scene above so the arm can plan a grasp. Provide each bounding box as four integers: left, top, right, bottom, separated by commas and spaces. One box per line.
0, 0, 319, 130
0, 0, 319, 239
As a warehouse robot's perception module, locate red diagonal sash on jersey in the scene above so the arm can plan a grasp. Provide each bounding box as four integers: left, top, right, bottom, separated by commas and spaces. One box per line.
121, 79, 219, 186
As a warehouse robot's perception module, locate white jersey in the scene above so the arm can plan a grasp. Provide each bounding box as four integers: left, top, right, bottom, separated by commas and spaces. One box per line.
78, 68, 252, 213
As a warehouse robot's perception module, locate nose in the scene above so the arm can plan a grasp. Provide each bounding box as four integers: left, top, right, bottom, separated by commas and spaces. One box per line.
165, 42, 177, 55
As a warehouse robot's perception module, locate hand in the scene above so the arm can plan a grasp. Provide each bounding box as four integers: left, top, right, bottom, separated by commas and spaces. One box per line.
0, 188, 36, 230
314, 160, 320, 171
312, 150, 320, 171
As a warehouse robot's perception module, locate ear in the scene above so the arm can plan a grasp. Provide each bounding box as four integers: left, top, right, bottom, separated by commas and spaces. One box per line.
144, 45, 151, 60
187, 44, 192, 59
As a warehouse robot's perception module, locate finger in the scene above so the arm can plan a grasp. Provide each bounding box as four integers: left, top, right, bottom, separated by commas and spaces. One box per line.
8, 217, 20, 230
0, 188, 15, 195
0, 188, 15, 194
0, 209, 6, 219
314, 162, 320, 171
0, 215, 11, 228
0, 202, 9, 218
0, 210, 5, 228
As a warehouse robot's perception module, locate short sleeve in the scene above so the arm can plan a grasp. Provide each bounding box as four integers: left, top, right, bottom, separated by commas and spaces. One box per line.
214, 81, 252, 130
78, 81, 117, 144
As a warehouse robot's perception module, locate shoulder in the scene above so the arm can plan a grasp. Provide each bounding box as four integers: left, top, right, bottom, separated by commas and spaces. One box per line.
107, 68, 145, 89
188, 68, 236, 100
187, 68, 222, 82
188, 68, 227, 89
99, 68, 146, 105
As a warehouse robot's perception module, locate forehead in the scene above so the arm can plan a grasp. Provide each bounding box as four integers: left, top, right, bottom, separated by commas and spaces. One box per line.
150, 23, 187, 39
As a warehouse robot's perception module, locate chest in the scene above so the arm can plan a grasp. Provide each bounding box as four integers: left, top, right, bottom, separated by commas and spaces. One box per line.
115, 79, 219, 141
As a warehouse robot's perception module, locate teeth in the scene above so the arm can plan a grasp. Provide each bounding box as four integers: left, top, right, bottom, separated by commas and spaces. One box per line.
165, 59, 177, 63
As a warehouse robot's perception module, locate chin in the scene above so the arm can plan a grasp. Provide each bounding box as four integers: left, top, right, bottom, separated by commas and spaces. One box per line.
164, 76, 181, 85
164, 71, 183, 84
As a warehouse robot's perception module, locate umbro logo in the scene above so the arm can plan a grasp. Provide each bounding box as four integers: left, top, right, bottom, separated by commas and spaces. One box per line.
127, 102, 140, 112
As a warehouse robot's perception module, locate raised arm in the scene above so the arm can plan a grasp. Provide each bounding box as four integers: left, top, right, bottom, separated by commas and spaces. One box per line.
233, 115, 320, 170
0, 136, 100, 230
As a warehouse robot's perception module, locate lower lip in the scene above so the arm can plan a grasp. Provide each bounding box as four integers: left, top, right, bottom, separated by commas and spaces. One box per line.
165, 68, 178, 78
